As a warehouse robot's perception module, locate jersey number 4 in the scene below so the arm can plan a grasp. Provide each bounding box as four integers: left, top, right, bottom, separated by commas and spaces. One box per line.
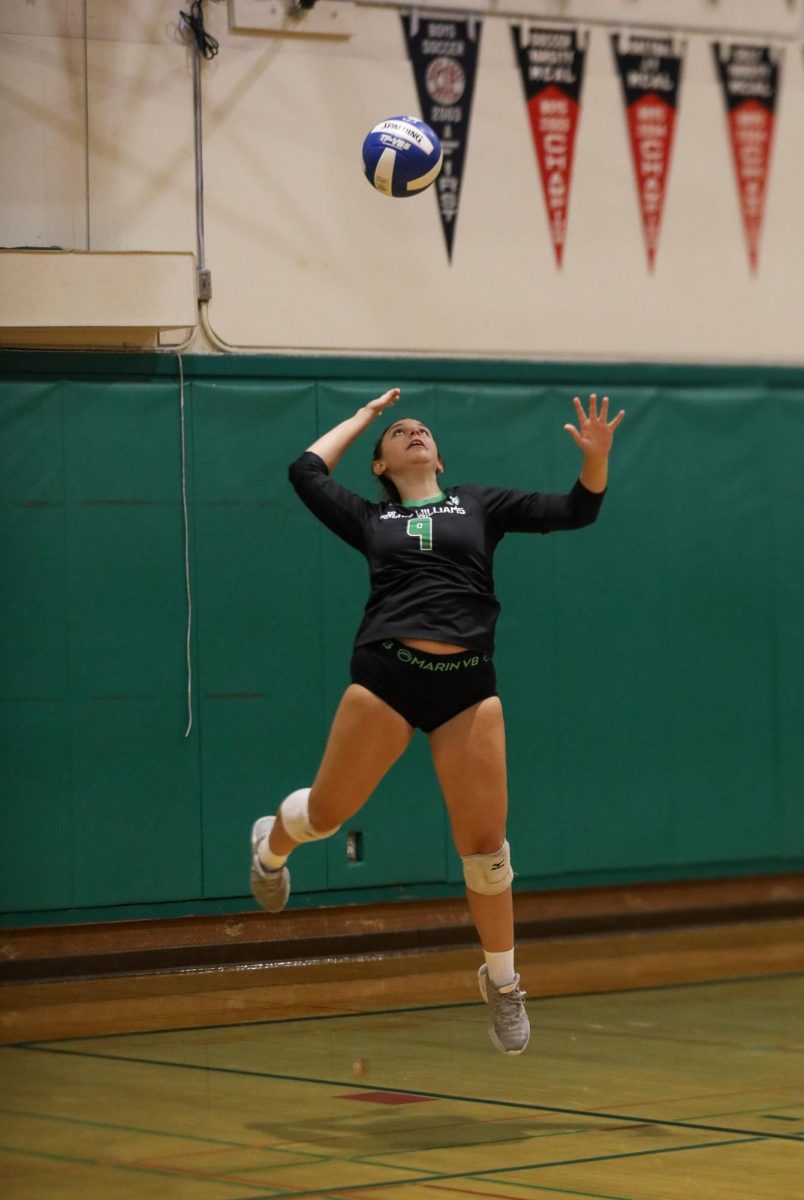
406, 516, 433, 552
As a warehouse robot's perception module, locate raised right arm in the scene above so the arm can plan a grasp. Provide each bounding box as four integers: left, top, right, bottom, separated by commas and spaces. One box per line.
307, 388, 400, 472
288, 388, 401, 551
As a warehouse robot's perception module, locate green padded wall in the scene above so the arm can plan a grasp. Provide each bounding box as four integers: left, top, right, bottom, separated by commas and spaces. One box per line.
1, 355, 803, 923
769, 392, 804, 853
190, 380, 328, 898
64, 381, 202, 907
0, 381, 71, 911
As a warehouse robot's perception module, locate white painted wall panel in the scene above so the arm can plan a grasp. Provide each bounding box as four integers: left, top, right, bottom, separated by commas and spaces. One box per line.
86, 39, 195, 252
0, 31, 86, 249
0, 0, 802, 360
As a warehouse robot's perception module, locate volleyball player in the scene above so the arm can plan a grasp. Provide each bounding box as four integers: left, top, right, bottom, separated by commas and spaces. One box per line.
249, 389, 623, 1054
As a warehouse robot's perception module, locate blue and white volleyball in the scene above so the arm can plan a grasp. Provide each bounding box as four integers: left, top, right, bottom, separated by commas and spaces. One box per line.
362, 116, 443, 198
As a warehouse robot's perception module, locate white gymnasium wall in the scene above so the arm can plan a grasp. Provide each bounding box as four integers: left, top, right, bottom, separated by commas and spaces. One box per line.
1, 0, 803, 361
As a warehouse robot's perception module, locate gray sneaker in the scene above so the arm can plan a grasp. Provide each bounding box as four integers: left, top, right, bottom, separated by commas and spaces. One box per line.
478, 964, 530, 1055
250, 816, 290, 913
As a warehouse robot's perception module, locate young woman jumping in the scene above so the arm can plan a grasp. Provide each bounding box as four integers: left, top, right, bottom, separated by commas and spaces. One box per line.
249, 389, 624, 1054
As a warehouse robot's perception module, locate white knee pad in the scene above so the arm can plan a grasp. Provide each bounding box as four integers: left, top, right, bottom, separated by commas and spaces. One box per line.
462, 840, 513, 896
279, 787, 341, 843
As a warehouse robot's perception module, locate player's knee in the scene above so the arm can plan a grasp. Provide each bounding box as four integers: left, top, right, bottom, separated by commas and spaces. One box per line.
279, 788, 341, 843
461, 840, 513, 896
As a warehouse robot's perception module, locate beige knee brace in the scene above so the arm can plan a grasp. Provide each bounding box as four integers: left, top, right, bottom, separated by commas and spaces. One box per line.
461, 840, 513, 895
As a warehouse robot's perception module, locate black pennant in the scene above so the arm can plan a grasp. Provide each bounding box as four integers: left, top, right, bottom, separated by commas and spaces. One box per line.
611, 34, 685, 271
401, 13, 482, 262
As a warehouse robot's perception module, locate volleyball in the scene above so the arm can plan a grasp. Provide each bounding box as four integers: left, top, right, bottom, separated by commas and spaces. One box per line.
362, 116, 443, 198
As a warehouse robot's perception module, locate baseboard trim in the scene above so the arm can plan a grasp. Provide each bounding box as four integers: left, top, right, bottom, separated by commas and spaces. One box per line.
3, 872, 803, 985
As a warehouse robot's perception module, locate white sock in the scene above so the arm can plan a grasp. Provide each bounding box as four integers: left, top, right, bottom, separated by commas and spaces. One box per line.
484, 948, 516, 989
257, 836, 287, 872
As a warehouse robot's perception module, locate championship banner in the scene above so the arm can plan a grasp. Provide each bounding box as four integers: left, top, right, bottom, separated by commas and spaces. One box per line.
401, 13, 482, 262
712, 43, 780, 273
611, 34, 685, 271
511, 25, 587, 267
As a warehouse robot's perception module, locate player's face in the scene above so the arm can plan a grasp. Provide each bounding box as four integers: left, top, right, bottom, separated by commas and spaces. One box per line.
375, 419, 443, 477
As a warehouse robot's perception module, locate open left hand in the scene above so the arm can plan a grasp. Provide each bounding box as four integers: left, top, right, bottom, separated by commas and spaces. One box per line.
564, 394, 625, 459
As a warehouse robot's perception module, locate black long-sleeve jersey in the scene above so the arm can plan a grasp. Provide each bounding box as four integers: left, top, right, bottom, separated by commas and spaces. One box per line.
289, 450, 604, 655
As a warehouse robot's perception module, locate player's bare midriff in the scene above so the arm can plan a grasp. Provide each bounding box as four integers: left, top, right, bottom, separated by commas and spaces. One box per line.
400, 637, 469, 654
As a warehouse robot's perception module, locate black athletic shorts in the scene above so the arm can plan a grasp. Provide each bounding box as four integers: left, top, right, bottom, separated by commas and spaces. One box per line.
350, 638, 498, 733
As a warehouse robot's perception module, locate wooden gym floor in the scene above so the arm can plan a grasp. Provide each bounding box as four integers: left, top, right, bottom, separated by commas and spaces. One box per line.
1, 881, 803, 1198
